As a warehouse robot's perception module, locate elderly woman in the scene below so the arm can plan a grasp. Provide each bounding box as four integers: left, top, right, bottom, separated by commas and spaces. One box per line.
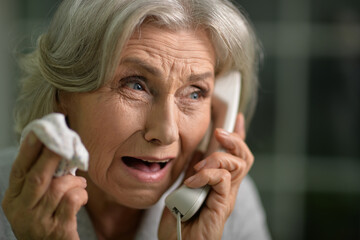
0, 0, 270, 239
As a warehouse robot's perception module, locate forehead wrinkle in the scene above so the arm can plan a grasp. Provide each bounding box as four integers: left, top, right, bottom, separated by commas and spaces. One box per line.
160, 58, 214, 90
119, 24, 216, 90
130, 25, 211, 48
119, 53, 214, 83
120, 57, 162, 77
125, 41, 214, 64
127, 26, 215, 65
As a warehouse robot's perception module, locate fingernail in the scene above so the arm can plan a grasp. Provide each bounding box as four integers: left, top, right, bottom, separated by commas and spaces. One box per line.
239, 113, 245, 128
80, 177, 87, 185
217, 128, 230, 137
81, 177, 87, 183
217, 129, 235, 149
184, 175, 195, 185
194, 160, 206, 171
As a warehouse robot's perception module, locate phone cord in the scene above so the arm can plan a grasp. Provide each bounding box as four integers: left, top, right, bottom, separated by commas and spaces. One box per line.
177, 211, 182, 240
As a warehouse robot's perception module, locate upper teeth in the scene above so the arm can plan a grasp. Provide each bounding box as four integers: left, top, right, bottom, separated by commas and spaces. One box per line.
142, 159, 170, 163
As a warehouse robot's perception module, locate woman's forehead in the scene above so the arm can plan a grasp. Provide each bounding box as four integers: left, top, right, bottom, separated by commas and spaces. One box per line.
124, 24, 216, 64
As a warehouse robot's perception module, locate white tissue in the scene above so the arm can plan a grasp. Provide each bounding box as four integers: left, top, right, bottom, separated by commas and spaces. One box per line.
21, 113, 89, 176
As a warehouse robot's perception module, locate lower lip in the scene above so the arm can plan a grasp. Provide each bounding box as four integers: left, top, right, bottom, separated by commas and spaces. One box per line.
121, 159, 173, 183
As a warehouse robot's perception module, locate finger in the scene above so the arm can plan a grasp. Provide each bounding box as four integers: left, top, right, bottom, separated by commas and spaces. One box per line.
6, 132, 43, 199
20, 147, 62, 208
193, 152, 244, 175
233, 113, 246, 140
55, 187, 88, 223
37, 175, 87, 216
192, 153, 248, 195
184, 168, 231, 197
214, 129, 254, 168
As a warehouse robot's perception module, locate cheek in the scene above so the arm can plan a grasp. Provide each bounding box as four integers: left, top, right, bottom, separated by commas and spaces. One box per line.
179, 104, 211, 159
69, 95, 147, 176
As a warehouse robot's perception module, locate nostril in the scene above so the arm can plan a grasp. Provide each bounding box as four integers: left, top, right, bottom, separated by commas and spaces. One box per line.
148, 138, 162, 145
144, 127, 178, 145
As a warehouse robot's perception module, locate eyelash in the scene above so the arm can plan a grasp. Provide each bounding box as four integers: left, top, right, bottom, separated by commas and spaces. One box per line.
188, 86, 208, 100
118, 75, 209, 101
119, 76, 147, 91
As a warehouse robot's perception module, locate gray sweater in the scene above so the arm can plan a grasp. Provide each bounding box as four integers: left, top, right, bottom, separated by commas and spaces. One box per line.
0, 147, 271, 240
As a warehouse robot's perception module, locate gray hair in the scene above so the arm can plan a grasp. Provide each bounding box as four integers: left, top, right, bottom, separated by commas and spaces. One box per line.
14, 0, 261, 136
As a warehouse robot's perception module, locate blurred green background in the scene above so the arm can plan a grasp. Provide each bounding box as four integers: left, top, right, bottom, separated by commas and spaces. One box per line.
0, 0, 359, 239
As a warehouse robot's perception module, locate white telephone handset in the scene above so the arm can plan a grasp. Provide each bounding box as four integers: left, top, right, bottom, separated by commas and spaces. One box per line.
165, 71, 241, 222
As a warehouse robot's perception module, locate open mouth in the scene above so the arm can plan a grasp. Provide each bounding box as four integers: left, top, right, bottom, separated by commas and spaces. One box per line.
122, 157, 170, 173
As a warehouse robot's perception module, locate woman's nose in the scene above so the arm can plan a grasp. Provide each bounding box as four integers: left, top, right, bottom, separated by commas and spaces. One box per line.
144, 97, 179, 145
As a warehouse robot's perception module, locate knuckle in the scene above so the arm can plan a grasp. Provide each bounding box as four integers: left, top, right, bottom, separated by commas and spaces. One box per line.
11, 166, 26, 180
212, 151, 223, 160
233, 158, 242, 170
27, 172, 47, 188
83, 189, 89, 203
49, 176, 87, 201
237, 159, 246, 170
64, 190, 86, 206
221, 169, 231, 182
51, 179, 69, 194
199, 169, 210, 179
233, 161, 246, 179
64, 193, 80, 206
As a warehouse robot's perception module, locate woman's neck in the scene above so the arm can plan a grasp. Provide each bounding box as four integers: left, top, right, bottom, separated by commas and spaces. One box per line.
81, 173, 144, 240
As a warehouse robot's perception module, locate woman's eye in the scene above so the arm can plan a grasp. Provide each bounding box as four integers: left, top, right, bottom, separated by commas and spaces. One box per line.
119, 76, 147, 92
127, 82, 144, 91
190, 91, 200, 100
186, 86, 208, 101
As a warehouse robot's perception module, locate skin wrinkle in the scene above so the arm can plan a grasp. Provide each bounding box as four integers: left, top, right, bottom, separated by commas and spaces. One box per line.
128, 30, 213, 61
126, 44, 213, 67
64, 24, 216, 238
120, 57, 214, 85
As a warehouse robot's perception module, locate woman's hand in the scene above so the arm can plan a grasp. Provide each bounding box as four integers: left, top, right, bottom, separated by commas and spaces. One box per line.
1, 132, 88, 240
158, 113, 254, 240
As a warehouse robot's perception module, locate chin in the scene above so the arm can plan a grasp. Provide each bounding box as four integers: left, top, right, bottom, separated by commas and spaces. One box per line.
115, 188, 166, 209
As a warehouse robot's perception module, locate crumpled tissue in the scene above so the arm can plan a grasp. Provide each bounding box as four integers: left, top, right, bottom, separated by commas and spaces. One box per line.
21, 113, 89, 176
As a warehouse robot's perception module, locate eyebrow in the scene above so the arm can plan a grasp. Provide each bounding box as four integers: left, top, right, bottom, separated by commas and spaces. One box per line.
120, 57, 214, 83
188, 72, 214, 83
121, 57, 162, 76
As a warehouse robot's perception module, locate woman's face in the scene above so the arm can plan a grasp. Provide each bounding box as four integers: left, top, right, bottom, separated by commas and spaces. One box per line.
66, 24, 216, 208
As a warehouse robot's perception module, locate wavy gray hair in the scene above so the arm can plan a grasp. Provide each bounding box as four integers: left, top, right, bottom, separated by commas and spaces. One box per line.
14, 0, 261, 136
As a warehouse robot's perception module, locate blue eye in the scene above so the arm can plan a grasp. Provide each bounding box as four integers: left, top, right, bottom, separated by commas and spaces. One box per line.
127, 82, 144, 91
190, 92, 200, 100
